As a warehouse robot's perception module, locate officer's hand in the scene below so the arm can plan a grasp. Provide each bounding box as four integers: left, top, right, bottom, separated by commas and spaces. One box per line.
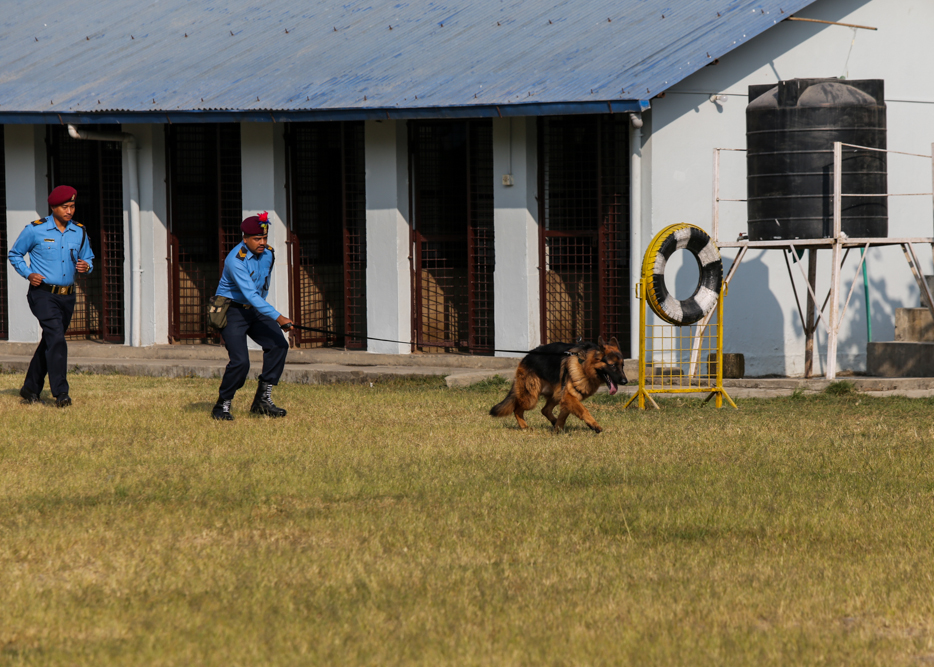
76, 260, 89, 273
277, 315, 293, 330
28, 273, 45, 287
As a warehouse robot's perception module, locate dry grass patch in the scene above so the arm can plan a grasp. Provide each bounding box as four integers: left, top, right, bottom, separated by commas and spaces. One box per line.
1, 373, 934, 665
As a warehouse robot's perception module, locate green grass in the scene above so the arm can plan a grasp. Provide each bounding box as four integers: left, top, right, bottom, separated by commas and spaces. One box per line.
1, 374, 934, 666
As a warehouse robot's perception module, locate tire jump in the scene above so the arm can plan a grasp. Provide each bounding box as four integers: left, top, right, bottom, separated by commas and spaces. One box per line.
642, 223, 723, 325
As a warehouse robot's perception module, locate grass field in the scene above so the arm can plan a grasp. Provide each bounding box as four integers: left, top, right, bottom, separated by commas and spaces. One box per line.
1, 372, 934, 666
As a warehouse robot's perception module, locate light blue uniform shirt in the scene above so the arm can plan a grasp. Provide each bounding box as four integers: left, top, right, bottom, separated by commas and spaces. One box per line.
215, 242, 280, 320
8, 216, 95, 286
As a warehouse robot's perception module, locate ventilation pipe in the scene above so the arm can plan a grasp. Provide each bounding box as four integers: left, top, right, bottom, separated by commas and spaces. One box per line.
628, 112, 643, 359
67, 125, 141, 347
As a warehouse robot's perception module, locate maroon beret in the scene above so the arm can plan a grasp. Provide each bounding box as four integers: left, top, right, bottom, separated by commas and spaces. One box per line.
48, 185, 77, 207
241, 211, 270, 236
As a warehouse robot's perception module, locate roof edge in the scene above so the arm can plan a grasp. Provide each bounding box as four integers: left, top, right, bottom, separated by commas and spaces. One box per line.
0, 100, 651, 125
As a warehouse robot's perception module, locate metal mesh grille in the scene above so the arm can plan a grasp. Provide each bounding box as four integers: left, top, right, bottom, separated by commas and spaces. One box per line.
287, 122, 367, 349
598, 117, 631, 344
99, 136, 125, 341
411, 120, 494, 354
540, 115, 630, 349
342, 122, 367, 348
468, 121, 495, 352
47, 124, 125, 342
0, 126, 7, 340
168, 124, 242, 342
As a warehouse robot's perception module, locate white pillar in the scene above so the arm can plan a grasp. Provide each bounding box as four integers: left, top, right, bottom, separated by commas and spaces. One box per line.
240, 122, 289, 318
3, 125, 47, 343
492, 117, 540, 356
629, 114, 644, 359
365, 120, 411, 354
123, 124, 169, 346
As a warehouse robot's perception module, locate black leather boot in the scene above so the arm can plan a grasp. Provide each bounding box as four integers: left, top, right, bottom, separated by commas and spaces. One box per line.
212, 398, 234, 421
20, 387, 42, 404
250, 381, 286, 417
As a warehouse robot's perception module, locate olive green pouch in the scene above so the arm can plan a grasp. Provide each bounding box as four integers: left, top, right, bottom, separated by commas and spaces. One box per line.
207, 295, 231, 330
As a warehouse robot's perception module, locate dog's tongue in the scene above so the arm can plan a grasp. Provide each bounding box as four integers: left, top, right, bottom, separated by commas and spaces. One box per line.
606, 378, 618, 395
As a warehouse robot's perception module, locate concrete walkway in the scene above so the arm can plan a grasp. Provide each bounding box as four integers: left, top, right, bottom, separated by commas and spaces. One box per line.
0, 340, 520, 389
3, 341, 934, 398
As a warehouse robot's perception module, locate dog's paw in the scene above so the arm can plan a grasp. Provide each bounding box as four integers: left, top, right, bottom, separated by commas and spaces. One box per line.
589, 424, 603, 434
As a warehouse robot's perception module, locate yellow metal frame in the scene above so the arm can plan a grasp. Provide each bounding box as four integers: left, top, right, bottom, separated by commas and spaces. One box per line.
625, 279, 737, 410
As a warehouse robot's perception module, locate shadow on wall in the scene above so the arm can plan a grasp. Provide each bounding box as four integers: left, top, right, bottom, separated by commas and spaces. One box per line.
684, 252, 785, 376
789, 250, 909, 372
714, 248, 909, 376
832, 260, 907, 350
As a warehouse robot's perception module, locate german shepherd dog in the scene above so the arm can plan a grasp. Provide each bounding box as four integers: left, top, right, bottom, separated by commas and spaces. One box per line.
490, 336, 626, 433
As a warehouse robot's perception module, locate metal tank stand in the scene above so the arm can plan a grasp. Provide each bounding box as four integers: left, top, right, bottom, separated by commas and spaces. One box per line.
709, 142, 934, 381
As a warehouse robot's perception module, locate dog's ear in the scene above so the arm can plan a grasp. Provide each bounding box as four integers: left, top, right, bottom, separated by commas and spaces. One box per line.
597, 335, 606, 347
608, 336, 620, 350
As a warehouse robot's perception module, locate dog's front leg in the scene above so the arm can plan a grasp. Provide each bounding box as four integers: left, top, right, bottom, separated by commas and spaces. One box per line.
558, 395, 603, 433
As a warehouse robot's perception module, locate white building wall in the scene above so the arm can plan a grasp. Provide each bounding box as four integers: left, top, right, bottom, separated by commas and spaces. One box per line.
645, 0, 934, 376
122, 124, 169, 347
240, 123, 289, 351
121, 124, 169, 346
3, 125, 47, 343
365, 120, 411, 354
492, 117, 540, 355
241, 123, 289, 318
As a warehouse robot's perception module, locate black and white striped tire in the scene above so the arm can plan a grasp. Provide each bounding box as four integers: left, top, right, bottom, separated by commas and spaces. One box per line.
642, 223, 722, 325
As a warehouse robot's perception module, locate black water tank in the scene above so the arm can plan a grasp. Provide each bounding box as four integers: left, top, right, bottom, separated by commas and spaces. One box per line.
746, 78, 887, 241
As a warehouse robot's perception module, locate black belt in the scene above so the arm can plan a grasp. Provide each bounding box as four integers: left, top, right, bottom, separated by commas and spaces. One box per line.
228, 301, 252, 309
34, 283, 75, 295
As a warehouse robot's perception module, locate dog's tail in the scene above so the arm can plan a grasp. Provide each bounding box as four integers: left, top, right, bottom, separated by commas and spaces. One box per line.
489, 385, 517, 417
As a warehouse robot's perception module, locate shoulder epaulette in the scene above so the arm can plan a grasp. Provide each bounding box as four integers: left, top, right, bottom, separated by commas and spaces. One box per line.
73, 221, 84, 228
267, 245, 274, 252
31, 219, 43, 225
236, 247, 248, 260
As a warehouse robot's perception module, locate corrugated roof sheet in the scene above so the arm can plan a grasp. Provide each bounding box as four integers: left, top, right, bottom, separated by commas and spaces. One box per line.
0, 0, 818, 122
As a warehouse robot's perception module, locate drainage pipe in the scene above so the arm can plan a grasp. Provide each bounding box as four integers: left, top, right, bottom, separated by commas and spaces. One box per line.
67, 125, 141, 347
628, 112, 644, 359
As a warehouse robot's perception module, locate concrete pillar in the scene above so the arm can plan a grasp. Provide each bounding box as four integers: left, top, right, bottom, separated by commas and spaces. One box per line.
122, 124, 169, 346
365, 120, 411, 354
3, 125, 48, 343
240, 122, 289, 318
492, 117, 540, 356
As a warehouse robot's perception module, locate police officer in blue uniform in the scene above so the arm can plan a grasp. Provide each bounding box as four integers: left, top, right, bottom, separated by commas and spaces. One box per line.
8, 185, 95, 407
212, 212, 292, 420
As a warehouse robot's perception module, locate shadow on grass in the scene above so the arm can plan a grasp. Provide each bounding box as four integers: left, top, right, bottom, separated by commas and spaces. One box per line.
0, 387, 51, 404
372, 376, 448, 392
185, 401, 218, 413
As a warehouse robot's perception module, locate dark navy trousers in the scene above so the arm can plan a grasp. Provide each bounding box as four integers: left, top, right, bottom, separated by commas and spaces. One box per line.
218, 306, 289, 401
24, 286, 76, 398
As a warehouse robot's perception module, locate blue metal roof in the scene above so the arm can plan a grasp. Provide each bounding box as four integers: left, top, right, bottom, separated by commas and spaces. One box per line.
0, 0, 817, 123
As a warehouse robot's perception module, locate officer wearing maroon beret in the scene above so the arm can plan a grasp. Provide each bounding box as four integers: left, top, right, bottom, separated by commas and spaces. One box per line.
8, 185, 95, 407
210, 211, 292, 420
